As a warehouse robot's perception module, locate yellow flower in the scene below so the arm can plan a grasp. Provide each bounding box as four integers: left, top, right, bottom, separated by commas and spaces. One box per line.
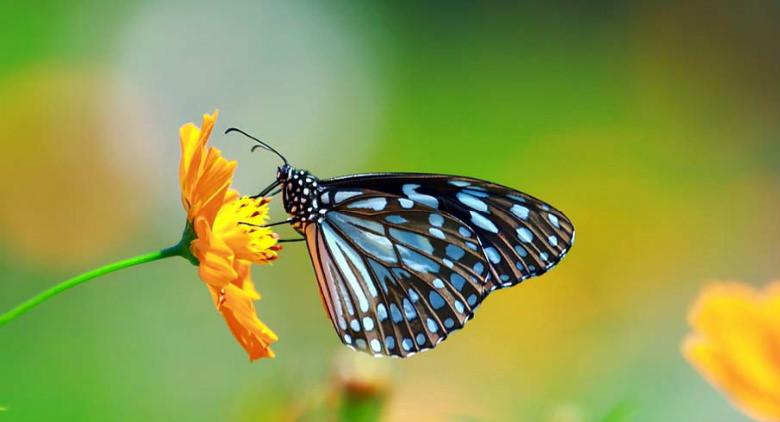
683, 282, 780, 421
179, 110, 281, 360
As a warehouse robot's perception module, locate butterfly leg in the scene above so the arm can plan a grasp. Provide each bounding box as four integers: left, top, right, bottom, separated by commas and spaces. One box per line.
239, 218, 294, 228
277, 238, 305, 243
251, 180, 281, 199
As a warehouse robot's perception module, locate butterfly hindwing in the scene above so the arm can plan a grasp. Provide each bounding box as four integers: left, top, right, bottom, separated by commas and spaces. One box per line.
324, 174, 575, 290
305, 190, 491, 357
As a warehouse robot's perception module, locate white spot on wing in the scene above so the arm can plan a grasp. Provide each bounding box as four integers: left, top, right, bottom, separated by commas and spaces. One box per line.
347, 197, 387, 210
469, 211, 498, 233
402, 184, 439, 208
517, 227, 534, 243
334, 191, 362, 203
510, 204, 530, 220
457, 192, 488, 212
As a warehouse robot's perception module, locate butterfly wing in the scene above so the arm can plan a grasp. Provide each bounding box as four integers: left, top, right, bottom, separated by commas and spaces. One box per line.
323, 173, 574, 290
305, 190, 491, 357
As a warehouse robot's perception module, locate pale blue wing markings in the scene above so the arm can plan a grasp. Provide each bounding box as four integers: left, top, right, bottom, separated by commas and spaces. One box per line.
385, 215, 407, 224
355, 338, 367, 350
335, 273, 357, 317
367, 259, 393, 293
428, 227, 445, 239
428, 291, 446, 309
407, 288, 420, 303
450, 273, 466, 291
388, 228, 435, 255
473, 262, 485, 276
454, 300, 465, 314
396, 245, 440, 274
485, 203, 543, 280
326, 218, 442, 352
334, 190, 363, 203
320, 221, 397, 354
476, 198, 568, 286
463, 187, 490, 198
415, 333, 426, 346
456, 192, 488, 212
362, 316, 375, 331
347, 198, 388, 211
363, 254, 411, 357
329, 212, 397, 265
402, 184, 439, 208
376, 303, 388, 321
401, 338, 414, 351
324, 251, 351, 329
514, 244, 528, 257
516, 227, 534, 243
510, 204, 530, 220
328, 211, 384, 235
309, 225, 361, 346
321, 221, 377, 311
402, 298, 417, 320
445, 244, 465, 260
370, 339, 382, 352
316, 190, 499, 356
391, 268, 410, 282
469, 210, 499, 233
428, 214, 445, 227
506, 193, 528, 203
390, 303, 403, 323
484, 247, 501, 264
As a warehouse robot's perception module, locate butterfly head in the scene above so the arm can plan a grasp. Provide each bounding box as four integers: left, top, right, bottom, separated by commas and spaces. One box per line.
278, 165, 322, 224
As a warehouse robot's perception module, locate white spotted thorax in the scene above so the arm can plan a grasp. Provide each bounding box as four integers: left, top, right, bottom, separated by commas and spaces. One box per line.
278, 164, 324, 232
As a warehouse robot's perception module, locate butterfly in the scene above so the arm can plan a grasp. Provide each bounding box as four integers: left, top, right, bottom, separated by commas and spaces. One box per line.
227, 128, 575, 358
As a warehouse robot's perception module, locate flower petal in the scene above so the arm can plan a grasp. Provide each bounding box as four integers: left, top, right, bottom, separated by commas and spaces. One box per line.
212, 196, 280, 264
191, 217, 236, 288
179, 110, 239, 224
683, 282, 780, 421
211, 280, 278, 361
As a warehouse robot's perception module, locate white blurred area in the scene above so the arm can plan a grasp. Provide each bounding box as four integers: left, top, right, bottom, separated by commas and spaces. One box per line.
107, 0, 384, 217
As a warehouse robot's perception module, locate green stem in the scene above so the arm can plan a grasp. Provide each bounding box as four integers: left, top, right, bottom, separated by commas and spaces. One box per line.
0, 244, 186, 326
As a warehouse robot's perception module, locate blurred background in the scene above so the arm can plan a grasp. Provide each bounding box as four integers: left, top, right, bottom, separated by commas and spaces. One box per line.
1, 0, 779, 420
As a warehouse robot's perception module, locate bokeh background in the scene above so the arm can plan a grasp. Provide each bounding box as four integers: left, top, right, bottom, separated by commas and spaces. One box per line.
1, 0, 779, 420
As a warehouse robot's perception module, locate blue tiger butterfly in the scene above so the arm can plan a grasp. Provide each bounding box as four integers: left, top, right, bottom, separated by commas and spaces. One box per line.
228, 128, 575, 358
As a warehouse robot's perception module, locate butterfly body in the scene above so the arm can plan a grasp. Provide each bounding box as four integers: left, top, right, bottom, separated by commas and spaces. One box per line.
278, 164, 324, 232
273, 164, 575, 358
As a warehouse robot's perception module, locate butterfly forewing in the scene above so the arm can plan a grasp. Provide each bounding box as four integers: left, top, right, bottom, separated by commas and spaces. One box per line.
324, 174, 575, 290
305, 190, 491, 357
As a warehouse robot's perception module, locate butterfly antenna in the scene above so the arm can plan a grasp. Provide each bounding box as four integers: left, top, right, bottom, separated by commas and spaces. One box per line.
225, 127, 289, 166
